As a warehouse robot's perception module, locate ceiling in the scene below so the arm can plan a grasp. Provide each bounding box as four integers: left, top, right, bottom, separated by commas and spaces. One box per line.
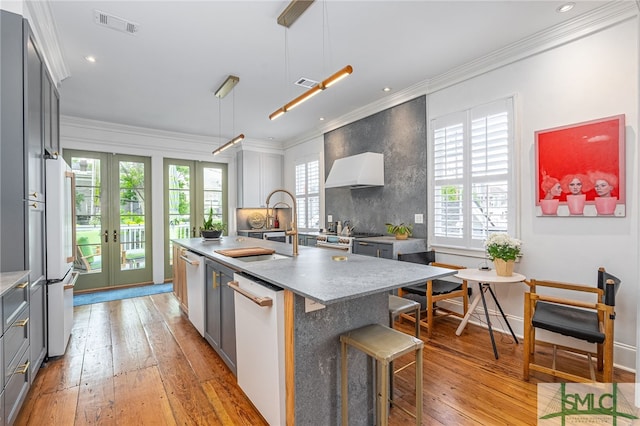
48, 1, 613, 147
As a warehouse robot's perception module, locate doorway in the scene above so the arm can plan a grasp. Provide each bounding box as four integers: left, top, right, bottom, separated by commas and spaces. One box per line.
164, 159, 227, 279
65, 150, 152, 291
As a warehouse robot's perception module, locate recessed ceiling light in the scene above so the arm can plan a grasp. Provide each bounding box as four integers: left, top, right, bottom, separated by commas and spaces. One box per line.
319, 117, 325, 121
84, 55, 97, 63
383, 87, 391, 92
556, 2, 575, 13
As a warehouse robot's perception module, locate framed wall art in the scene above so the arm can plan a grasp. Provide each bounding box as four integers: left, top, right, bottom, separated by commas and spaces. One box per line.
535, 114, 625, 217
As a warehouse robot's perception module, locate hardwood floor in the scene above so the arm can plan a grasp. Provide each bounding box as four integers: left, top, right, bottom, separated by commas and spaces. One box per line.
15, 292, 634, 425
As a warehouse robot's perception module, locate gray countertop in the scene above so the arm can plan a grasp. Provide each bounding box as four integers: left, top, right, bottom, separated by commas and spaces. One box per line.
173, 237, 453, 305
354, 235, 421, 244
0, 270, 29, 295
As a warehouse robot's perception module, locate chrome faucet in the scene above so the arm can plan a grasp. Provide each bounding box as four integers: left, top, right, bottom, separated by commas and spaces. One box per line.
265, 189, 298, 256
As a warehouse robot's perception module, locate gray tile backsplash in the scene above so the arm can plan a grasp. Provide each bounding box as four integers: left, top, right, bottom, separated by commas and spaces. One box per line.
324, 96, 427, 238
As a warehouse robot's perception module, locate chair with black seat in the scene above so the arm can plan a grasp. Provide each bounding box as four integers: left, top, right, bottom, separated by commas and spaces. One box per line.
523, 267, 621, 383
397, 251, 468, 338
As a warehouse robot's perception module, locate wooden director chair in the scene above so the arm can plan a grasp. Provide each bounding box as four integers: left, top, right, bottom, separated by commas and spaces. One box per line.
397, 251, 468, 338
523, 267, 621, 383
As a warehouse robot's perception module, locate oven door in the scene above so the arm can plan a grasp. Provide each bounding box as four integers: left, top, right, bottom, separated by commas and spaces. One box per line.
315, 241, 351, 252
263, 232, 286, 243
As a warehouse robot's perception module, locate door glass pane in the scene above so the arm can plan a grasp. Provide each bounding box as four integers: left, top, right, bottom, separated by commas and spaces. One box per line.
168, 164, 191, 266
203, 167, 223, 223
119, 161, 146, 271
71, 157, 102, 273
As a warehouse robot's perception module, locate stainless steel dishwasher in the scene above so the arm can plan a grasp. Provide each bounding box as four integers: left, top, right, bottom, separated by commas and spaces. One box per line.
230, 273, 285, 426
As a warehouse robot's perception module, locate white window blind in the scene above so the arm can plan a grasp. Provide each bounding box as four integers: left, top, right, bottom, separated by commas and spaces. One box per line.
295, 158, 320, 230
431, 97, 515, 251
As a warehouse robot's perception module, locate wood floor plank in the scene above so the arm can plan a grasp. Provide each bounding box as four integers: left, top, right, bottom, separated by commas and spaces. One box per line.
132, 296, 222, 425
14, 292, 636, 425
75, 380, 116, 426
110, 299, 157, 375
34, 353, 84, 393
113, 366, 176, 425
14, 385, 79, 426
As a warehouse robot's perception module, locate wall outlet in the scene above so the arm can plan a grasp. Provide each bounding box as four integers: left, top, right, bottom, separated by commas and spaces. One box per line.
327, 215, 333, 222
414, 213, 424, 224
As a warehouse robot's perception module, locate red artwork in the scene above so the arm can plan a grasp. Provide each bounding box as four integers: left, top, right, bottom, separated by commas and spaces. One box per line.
535, 115, 625, 217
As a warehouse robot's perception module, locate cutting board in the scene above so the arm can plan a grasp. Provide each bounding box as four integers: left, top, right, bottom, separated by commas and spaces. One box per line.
215, 247, 276, 258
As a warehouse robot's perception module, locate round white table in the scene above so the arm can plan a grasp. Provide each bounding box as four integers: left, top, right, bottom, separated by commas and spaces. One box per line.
454, 268, 526, 359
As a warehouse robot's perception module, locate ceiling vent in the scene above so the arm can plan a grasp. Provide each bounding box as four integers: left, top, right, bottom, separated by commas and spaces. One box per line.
295, 77, 318, 89
93, 10, 139, 35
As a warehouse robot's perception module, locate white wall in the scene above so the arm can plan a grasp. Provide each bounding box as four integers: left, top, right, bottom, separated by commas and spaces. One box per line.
427, 18, 638, 370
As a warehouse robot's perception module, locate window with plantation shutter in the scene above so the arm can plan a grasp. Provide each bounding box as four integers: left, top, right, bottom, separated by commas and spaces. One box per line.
431, 97, 515, 251
295, 157, 320, 230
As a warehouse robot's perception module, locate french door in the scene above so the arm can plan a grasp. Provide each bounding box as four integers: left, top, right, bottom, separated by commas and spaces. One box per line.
64, 150, 152, 290
164, 159, 227, 279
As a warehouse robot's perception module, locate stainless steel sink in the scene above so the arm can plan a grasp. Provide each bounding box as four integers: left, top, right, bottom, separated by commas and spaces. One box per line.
236, 253, 289, 262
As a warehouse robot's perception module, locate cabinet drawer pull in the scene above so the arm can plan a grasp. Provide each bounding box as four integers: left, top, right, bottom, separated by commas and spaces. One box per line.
30, 202, 38, 208
16, 281, 28, 289
228, 281, 273, 307
15, 318, 29, 327
30, 192, 38, 199
15, 361, 30, 375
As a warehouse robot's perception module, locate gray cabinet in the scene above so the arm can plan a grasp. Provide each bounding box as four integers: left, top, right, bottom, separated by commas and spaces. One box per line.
1, 11, 54, 412
29, 280, 46, 382
298, 234, 317, 247
0, 271, 31, 426
1, 10, 48, 285
204, 259, 237, 375
353, 240, 393, 259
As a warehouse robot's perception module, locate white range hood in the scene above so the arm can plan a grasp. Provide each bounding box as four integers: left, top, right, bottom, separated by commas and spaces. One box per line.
325, 152, 384, 189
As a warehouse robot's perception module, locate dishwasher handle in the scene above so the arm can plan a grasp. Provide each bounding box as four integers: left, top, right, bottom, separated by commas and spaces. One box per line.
228, 281, 273, 307
179, 255, 200, 266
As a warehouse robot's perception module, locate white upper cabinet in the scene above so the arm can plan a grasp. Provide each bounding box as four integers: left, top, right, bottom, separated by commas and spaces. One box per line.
237, 150, 283, 208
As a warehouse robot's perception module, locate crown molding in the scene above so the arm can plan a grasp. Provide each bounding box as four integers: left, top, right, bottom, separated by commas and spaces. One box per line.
282, 1, 638, 148
428, 2, 638, 93
24, 0, 70, 86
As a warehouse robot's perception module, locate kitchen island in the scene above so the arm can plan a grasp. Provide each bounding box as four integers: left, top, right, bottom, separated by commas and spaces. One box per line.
173, 236, 453, 425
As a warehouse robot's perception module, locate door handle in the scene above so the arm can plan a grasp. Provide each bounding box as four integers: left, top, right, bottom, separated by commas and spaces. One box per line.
192, 227, 196, 237
104, 230, 109, 243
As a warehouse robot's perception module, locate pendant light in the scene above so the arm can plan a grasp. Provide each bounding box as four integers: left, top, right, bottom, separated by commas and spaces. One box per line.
212, 75, 244, 155
269, 65, 352, 120
269, 1, 352, 120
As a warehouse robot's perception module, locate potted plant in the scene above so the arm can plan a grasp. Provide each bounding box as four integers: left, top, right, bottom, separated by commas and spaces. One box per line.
484, 233, 522, 276
201, 207, 227, 239
385, 222, 413, 240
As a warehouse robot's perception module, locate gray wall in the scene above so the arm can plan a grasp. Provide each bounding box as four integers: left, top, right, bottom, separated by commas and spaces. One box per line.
324, 96, 427, 238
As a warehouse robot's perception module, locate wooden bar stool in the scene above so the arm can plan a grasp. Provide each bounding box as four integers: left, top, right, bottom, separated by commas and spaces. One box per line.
341, 324, 423, 425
